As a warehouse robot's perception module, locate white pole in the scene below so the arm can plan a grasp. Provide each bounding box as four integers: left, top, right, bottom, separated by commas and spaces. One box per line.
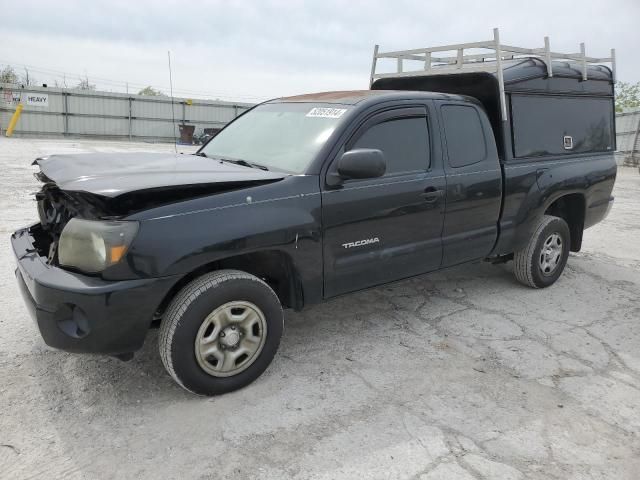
611, 48, 616, 83
369, 45, 379, 88
494, 28, 507, 121
580, 43, 587, 81
544, 36, 553, 77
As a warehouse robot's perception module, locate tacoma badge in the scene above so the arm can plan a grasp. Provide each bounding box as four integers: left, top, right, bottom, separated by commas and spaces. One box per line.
342, 238, 380, 249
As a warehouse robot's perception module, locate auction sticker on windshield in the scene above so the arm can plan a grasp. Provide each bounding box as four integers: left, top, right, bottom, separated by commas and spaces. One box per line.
306, 107, 347, 118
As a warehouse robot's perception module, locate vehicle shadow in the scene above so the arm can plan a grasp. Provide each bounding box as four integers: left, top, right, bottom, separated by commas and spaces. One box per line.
17, 260, 536, 478
30, 260, 516, 410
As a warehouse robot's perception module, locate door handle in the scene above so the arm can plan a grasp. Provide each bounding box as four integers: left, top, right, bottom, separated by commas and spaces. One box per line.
421, 188, 444, 203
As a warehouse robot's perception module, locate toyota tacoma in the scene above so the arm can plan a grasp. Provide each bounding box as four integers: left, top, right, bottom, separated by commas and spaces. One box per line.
12, 51, 616, 395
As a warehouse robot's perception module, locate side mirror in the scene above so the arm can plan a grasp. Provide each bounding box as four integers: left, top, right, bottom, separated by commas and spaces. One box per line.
330, 149, 385, 185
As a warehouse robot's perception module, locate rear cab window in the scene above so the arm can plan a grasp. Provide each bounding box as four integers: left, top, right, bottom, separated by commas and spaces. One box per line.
441, 104, 488, 168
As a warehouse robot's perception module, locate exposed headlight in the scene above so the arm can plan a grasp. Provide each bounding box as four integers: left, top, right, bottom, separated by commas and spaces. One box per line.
58, 219, 139, 273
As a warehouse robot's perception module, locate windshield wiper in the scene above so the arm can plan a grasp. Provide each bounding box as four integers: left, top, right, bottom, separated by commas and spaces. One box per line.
222, 158, 269, 171
195, 152, 269, 171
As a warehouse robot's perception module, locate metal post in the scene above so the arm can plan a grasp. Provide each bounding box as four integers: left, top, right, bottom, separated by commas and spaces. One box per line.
544, 36, 553, 77
369, 44, 379, 88
397, 57, 403, 73
580, 43, 587, 81
5, 104, 23, 137
456, 48, 463, 69
128, 97, 132, 141
424, 52, 431, 72
493, 28, 507, 121
63, 91, 69, 136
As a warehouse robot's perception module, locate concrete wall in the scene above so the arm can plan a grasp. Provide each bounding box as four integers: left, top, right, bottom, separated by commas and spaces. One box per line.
0, 84, 254, 142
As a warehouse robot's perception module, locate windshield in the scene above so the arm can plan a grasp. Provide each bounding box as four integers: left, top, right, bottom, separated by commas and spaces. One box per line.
200, 103, 351, 173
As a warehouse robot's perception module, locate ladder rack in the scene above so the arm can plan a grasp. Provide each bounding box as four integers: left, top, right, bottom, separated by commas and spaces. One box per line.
370, 28, 616, 121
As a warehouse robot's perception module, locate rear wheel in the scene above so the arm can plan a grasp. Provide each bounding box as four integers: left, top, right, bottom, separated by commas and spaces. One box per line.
159, 270, 283, 395
513, 215, 570, 288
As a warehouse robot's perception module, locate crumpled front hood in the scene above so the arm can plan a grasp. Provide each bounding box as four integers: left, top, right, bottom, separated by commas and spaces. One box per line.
34, 152, 287, 197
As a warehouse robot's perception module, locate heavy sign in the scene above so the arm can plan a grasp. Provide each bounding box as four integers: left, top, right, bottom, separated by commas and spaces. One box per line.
24, 93, 49, 107
1, 91, 49, 107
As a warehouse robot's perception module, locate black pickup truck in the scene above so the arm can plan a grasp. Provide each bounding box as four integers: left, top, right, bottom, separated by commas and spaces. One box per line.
11, 57, 616, 395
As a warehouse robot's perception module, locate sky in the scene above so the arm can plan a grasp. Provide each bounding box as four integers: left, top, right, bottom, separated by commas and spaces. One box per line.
1, 0, 639, 103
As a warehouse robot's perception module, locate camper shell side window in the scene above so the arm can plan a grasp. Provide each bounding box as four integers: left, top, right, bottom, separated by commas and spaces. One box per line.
509, 94, 615, 159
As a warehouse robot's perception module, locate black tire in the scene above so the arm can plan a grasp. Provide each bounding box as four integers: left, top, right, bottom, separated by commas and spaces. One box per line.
159, 270, 283, 395
513, 215, 571, 288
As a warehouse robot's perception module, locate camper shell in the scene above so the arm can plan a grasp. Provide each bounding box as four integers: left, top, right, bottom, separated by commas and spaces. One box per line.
369, 29, 616, 161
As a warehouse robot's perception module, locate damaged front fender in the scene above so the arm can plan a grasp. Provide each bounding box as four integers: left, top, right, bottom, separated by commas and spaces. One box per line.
30, 152, 288, 267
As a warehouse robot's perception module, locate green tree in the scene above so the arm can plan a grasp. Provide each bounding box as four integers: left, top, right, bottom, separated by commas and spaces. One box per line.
0, 65, 19, 84
615, 81, 640, 112
137, 86, 166, 96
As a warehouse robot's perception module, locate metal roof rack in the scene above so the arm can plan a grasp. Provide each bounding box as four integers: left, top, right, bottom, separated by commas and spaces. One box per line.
369, 28, 616, 121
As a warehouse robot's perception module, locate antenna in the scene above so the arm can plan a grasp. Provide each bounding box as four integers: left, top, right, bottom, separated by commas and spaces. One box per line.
167, 50, 177, 153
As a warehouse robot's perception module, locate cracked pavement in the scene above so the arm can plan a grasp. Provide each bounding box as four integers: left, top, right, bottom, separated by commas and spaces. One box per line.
1, 138, 639, 479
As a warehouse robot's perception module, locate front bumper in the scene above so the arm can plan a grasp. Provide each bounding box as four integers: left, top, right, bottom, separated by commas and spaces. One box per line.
11, 226, 179, 355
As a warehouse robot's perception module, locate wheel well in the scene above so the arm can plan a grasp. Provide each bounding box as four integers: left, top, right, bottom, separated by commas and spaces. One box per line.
153, 250, 303, 323
544, 194, 585, 252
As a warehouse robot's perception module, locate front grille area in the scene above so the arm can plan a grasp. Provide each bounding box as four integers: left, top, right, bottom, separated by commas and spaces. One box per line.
33, 186, 77, 265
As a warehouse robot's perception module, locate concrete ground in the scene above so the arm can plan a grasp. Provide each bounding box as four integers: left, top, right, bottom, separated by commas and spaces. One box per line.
0, 137, 639, 480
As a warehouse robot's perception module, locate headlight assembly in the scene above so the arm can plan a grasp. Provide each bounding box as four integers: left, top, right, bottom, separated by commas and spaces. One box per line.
58, 219, 139, 273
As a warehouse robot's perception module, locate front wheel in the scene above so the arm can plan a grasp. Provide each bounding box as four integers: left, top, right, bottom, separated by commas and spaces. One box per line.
513, 215, 571, 288
159, 270, 283, 395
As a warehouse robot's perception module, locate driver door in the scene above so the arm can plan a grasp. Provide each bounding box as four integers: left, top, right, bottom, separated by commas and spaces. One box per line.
321, 106, 446, 297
